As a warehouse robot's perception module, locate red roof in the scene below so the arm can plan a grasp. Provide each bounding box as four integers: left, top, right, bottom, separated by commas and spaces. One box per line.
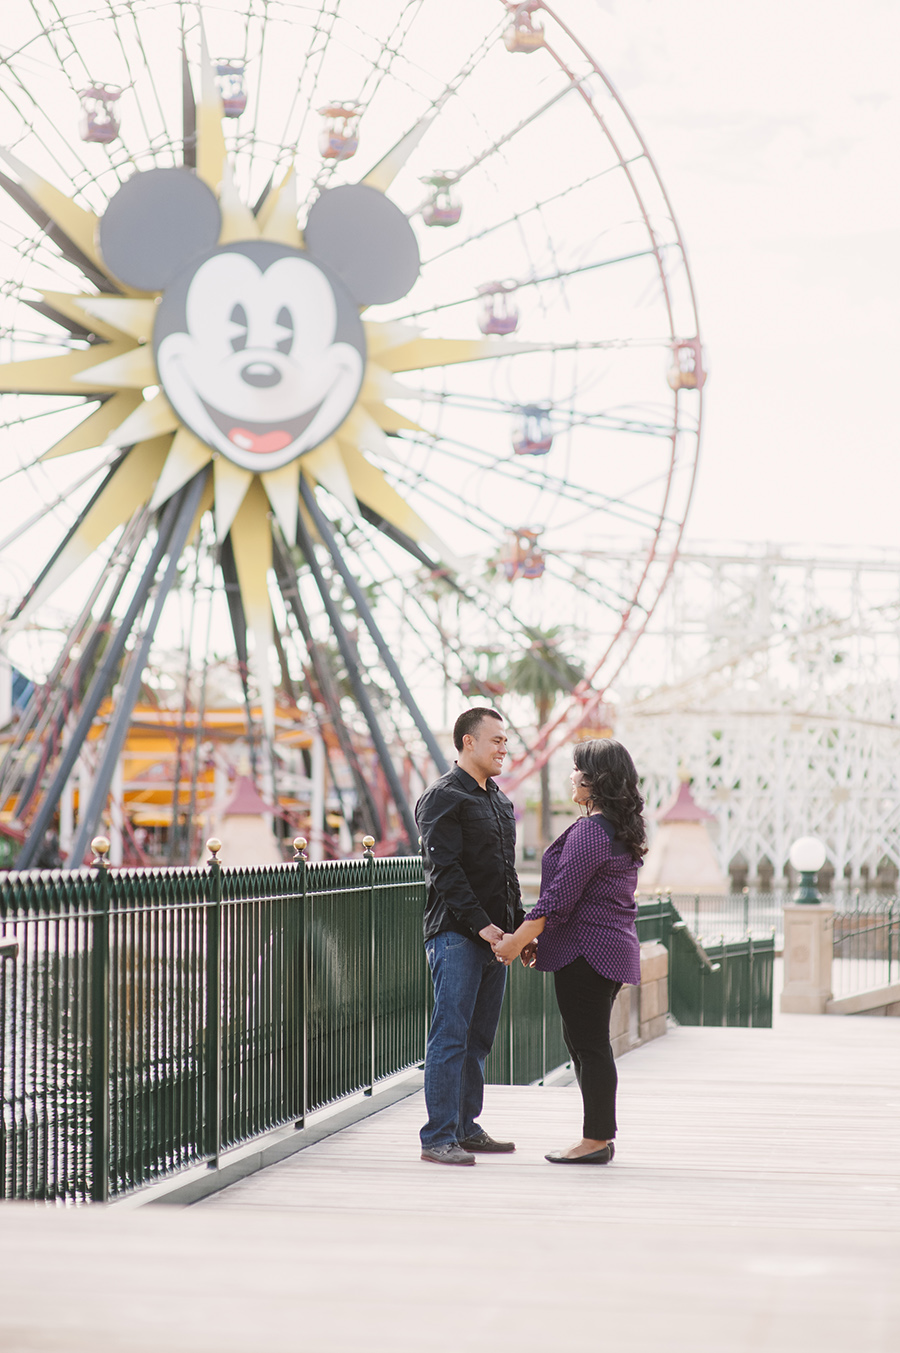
656, 780, 716, 824
222, 775, 272, 817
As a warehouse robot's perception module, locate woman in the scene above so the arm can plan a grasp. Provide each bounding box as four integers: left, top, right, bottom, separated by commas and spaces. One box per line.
492, 738, 646, 1164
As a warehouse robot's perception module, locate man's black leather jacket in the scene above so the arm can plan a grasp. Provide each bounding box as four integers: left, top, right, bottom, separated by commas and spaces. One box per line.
415, 764, 525, 948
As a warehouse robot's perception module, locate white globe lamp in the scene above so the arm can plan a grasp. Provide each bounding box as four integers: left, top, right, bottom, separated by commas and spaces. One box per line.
789, 836, 827, 904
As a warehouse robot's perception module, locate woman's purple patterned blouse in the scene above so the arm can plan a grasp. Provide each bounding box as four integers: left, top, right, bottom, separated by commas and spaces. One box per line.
529, 813, 642, 985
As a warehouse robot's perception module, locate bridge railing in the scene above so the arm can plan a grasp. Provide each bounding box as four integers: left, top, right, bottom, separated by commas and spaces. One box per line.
635, 895, 774, 1028
1, 850, 773, 1204
0, 844, 431, 1204
831, 896, 899, 999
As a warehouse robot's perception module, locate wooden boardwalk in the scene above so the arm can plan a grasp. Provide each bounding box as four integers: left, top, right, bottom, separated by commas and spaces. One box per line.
1, 1013, 898, 1351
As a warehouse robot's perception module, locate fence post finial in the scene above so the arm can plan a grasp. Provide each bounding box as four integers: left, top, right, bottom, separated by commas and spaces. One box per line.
91, 836, 110, 868
363, 835, 376, 1094
89, 835, 111, 1200
204, 836, 223, 1168
293, 836, 308, 863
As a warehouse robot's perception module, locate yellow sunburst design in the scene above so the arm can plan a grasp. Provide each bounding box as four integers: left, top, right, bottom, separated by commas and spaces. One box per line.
0, 33, 537, 742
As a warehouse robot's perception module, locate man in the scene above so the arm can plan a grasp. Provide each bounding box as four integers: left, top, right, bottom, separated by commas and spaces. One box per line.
416, 707, 533, 1166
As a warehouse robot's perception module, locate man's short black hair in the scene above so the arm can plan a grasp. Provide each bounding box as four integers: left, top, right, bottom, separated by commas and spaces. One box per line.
453, 706, 502, 752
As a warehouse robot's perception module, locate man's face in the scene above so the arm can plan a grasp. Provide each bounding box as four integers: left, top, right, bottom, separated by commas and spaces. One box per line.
465, 717, 508, 779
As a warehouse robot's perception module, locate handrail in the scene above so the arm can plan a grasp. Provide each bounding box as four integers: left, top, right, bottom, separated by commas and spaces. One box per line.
671, 920, 720, 973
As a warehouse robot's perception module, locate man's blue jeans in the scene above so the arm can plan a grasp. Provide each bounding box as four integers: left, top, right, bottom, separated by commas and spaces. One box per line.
421, 931, 508, 1149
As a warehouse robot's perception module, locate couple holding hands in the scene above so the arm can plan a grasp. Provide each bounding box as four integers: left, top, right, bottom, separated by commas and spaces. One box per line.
416, 707, 646, 1167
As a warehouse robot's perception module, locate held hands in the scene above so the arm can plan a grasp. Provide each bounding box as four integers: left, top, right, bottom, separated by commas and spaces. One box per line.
477, 923, 537, 968
490, 933, 537, 967
519, 940, 538, 968
478, 923, 505, 946
491, 933, 519, 965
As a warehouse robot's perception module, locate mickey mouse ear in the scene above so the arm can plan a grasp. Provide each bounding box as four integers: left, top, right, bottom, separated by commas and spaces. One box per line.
99, 168, 222, 292
304, 184, 419, 306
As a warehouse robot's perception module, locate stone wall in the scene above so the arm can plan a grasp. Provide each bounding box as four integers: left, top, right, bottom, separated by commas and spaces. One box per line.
610, 941, 668, 1058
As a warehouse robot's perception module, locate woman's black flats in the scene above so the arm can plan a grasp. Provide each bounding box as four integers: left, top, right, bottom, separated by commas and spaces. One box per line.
545, 1142, 615, 1165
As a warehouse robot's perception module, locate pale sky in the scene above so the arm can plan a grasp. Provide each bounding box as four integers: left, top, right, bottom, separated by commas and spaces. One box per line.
576, 0, 899, 552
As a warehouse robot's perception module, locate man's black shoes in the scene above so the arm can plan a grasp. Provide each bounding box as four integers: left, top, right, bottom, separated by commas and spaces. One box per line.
457, 1130, 516, 1153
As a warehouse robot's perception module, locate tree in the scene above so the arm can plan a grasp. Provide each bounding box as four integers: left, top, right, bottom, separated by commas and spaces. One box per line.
503, 628, 584, 852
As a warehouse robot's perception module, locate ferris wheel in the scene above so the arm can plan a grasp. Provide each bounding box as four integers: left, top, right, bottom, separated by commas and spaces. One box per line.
0, 0, 704, 861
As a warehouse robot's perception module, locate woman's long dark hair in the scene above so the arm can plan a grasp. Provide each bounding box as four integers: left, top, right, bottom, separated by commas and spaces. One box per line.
573, 738, 647, 863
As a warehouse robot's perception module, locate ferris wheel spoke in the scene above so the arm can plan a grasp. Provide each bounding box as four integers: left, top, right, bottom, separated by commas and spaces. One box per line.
300, 473, 448, 773
422, 156, 645, 269
375, 466, 644, 620
269, 0, 342, 184
32, 2, 92, 85
543, 472, 689, 536
180, 28, 196, 169
1, 504, 148, 813
407, 76, 580, 222
0, 161, 119, 293
58, 471, 208, 869
341, 529, 533, 752
397, 248, 665, 323
0, 109, 102, 262
390, 433, 671, 532
272, 538, 383, 839
375, 332, 675, 376
104, 2, 164, 157
395, 430, 660, 524
236, 3, 263, 188
418, 388, 679, 439
295, 504, 418, 847
18, 5, 110, 188
351, 1, 428, 111
310, 6, 421, 198
0, 452, 126, 625
0, 452, 121, 553
344, 515, 557, 749
542, 551, 650, 615
373, 465, 507, 549
308, 2, 502, 205
0, 397, 104, 451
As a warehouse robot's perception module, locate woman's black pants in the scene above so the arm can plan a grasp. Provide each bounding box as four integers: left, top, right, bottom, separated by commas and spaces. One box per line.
553, 956, 623, 1140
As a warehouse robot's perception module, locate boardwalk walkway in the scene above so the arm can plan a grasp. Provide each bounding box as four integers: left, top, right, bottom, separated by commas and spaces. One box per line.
1, 1014, 898, 1352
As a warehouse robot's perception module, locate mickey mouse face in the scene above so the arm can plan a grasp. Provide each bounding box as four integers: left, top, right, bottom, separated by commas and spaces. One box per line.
155, 242, 366, 470
98, 169, 419, 474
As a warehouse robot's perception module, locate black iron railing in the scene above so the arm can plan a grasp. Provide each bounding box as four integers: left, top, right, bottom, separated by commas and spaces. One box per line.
636, 895, 774, 1028
1, 849, 775, 1204
656, 891, 784, 945
0, 843, 572, 1203
832, 897, 899, 998
0, 841, 436, 1203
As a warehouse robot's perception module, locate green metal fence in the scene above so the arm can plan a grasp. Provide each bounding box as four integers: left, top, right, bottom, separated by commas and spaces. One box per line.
832, 896, 899, 998
636, 895, 774, 1028
1, 851, 774, 1204
660, 891, 784, 945
485, 955, 570, 1087
0, 844, 432, 1204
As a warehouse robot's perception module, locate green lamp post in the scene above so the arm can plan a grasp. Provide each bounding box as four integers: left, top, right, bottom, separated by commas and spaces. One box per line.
789, 836, 827, 904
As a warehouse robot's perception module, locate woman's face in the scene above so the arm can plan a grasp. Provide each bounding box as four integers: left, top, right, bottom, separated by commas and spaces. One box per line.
570, 766, 592, 806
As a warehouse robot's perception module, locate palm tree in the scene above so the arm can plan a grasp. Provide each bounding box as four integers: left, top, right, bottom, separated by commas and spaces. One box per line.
503, 627, 584, 852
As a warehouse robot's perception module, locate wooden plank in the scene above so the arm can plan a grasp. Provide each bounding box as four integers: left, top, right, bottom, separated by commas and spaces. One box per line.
0, 1015, 898, 1352
201, 1016, 900, 1232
